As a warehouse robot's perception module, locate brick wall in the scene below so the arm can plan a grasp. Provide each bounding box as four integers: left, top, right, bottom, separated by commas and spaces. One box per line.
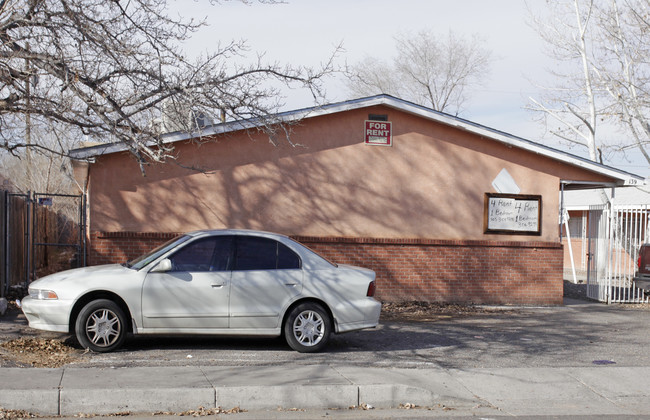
90, 231, 180, 266
295, 237, 563, 305
89, 232, 563, 305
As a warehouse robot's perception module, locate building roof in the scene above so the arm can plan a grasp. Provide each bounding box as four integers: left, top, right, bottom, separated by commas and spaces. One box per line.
69, 94, 645, 189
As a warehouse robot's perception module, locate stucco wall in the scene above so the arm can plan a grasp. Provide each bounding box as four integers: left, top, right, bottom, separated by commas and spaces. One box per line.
89, 106, 609, 241
83, 105, 618, 304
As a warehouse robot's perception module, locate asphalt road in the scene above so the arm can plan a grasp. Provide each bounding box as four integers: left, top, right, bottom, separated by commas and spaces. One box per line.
4, 298, 647, 370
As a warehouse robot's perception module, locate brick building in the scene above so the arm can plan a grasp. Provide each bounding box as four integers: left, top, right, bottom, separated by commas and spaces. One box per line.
70, 95, 643, 305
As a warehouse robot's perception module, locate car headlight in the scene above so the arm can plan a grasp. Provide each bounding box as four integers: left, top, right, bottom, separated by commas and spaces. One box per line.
28, 288, 59, 300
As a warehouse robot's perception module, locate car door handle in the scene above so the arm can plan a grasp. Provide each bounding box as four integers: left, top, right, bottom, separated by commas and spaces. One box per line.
211, 283, 226, 288
284, 283, 298, 287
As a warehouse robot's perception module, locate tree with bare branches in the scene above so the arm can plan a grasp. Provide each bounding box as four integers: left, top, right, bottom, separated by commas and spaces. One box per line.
0, 0, 337, 177
527, 0, 650, 170
345, 30, 492, 116
594, 0, 650, 167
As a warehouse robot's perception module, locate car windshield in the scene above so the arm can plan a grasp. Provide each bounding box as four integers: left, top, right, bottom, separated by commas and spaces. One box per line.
127, 235, 191, 270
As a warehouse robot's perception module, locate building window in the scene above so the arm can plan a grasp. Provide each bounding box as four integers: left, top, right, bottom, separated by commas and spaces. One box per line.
568, 217, 583, 238
563, 211, 585, 239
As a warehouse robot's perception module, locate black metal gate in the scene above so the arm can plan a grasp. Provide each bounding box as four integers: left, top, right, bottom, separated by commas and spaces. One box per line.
1, 191, 86, 297
1, 191, 30, 298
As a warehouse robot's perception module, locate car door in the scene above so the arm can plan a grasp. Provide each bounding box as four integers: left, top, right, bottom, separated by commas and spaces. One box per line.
141, 236, 234, 329
229, 236, 303, 329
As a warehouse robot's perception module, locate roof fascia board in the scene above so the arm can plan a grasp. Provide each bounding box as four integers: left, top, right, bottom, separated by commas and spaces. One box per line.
68, 97, 387, 160
375, 97, 644, 185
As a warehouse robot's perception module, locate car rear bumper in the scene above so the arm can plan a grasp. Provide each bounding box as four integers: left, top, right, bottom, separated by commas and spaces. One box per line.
335, 299, 382, 333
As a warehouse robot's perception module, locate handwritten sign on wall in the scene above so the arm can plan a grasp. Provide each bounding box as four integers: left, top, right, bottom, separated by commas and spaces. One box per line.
484, 193, 542, 235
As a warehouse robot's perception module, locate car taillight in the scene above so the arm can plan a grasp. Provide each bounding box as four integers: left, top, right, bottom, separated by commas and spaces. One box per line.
366, 281, 376, 297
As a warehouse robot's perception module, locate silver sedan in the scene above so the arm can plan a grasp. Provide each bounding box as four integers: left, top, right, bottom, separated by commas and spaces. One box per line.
20, 230, 381, 353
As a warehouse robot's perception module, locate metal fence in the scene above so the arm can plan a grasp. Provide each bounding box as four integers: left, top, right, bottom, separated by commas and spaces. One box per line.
1, 191, 30, 297
586, 203, 650, 304
0, 190, 86, 298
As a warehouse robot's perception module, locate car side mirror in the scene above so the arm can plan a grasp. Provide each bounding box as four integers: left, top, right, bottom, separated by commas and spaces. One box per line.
150, 258, 172, 273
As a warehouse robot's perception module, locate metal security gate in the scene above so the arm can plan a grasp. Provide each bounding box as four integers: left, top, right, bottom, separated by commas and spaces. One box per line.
586, 205, 608, 302
587, 203, 649, 303
1, 191, 31, 297
0, 191, 86, 297
32, 192, 86, 280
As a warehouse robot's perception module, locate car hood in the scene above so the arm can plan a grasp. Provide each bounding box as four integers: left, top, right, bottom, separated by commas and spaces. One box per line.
29, 264, 134, 290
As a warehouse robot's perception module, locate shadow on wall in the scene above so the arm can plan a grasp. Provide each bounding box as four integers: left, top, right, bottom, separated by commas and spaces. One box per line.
89, 110, 563, 304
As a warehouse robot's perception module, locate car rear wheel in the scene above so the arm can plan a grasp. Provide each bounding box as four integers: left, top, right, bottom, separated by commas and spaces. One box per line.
284, 302, 331, 353
75, 299, 127, 352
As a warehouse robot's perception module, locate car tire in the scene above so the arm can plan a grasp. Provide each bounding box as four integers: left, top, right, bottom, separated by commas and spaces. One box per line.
75, 299, 127, 352
284, 302, 331, 353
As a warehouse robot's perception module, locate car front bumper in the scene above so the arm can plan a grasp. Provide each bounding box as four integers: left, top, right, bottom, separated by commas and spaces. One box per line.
20, 296, 73, 333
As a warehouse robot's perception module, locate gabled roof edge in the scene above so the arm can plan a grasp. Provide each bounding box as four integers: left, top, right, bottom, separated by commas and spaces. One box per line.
69, 94, 645, 186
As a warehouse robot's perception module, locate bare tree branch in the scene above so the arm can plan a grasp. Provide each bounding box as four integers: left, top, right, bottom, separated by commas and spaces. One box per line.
344, 30, 492, 115
0, 0, 338, 176
527, 0, 650, 171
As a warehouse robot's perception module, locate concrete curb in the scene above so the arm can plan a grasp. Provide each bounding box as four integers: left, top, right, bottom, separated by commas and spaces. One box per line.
2, 366, 650, 416
0, 366, 478, 415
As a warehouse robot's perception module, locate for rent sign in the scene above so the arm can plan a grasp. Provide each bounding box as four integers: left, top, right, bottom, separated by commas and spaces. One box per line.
364, 120, 392, 146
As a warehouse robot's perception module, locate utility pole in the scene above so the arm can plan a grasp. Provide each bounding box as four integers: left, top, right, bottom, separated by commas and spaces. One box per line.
25, 44, 32, 190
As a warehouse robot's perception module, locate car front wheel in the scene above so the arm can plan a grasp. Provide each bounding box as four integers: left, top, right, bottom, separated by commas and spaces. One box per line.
75, 299, 127, 352
284, 302, 331, 353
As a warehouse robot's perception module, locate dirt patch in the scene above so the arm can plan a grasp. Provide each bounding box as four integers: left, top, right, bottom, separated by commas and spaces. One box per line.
0, 299, 82, 368
0, 405, 247, 419
0, 337, 81, 368
0, 407, 42, 419
380, 301, 512, 322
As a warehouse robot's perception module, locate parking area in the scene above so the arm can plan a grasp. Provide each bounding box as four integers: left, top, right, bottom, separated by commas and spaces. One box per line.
3, 298, 650, 370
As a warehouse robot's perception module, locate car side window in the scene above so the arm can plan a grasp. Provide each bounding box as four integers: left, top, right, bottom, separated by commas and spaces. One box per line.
169, 236, 234, 272
234, 237, 301, 271
210, 236, 235, 271
278, 242, 301, 269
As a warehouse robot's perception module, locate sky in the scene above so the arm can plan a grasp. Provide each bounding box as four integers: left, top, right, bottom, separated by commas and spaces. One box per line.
171, 0, 649, 178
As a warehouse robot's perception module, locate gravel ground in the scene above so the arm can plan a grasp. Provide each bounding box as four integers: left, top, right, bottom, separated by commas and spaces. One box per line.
563, 280, 589, 300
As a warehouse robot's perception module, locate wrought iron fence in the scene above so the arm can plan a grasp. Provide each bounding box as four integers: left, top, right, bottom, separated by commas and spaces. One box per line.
0, 191, 86, 297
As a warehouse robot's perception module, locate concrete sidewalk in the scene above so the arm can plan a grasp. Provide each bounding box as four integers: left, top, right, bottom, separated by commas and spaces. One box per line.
2, 364, 650, 417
